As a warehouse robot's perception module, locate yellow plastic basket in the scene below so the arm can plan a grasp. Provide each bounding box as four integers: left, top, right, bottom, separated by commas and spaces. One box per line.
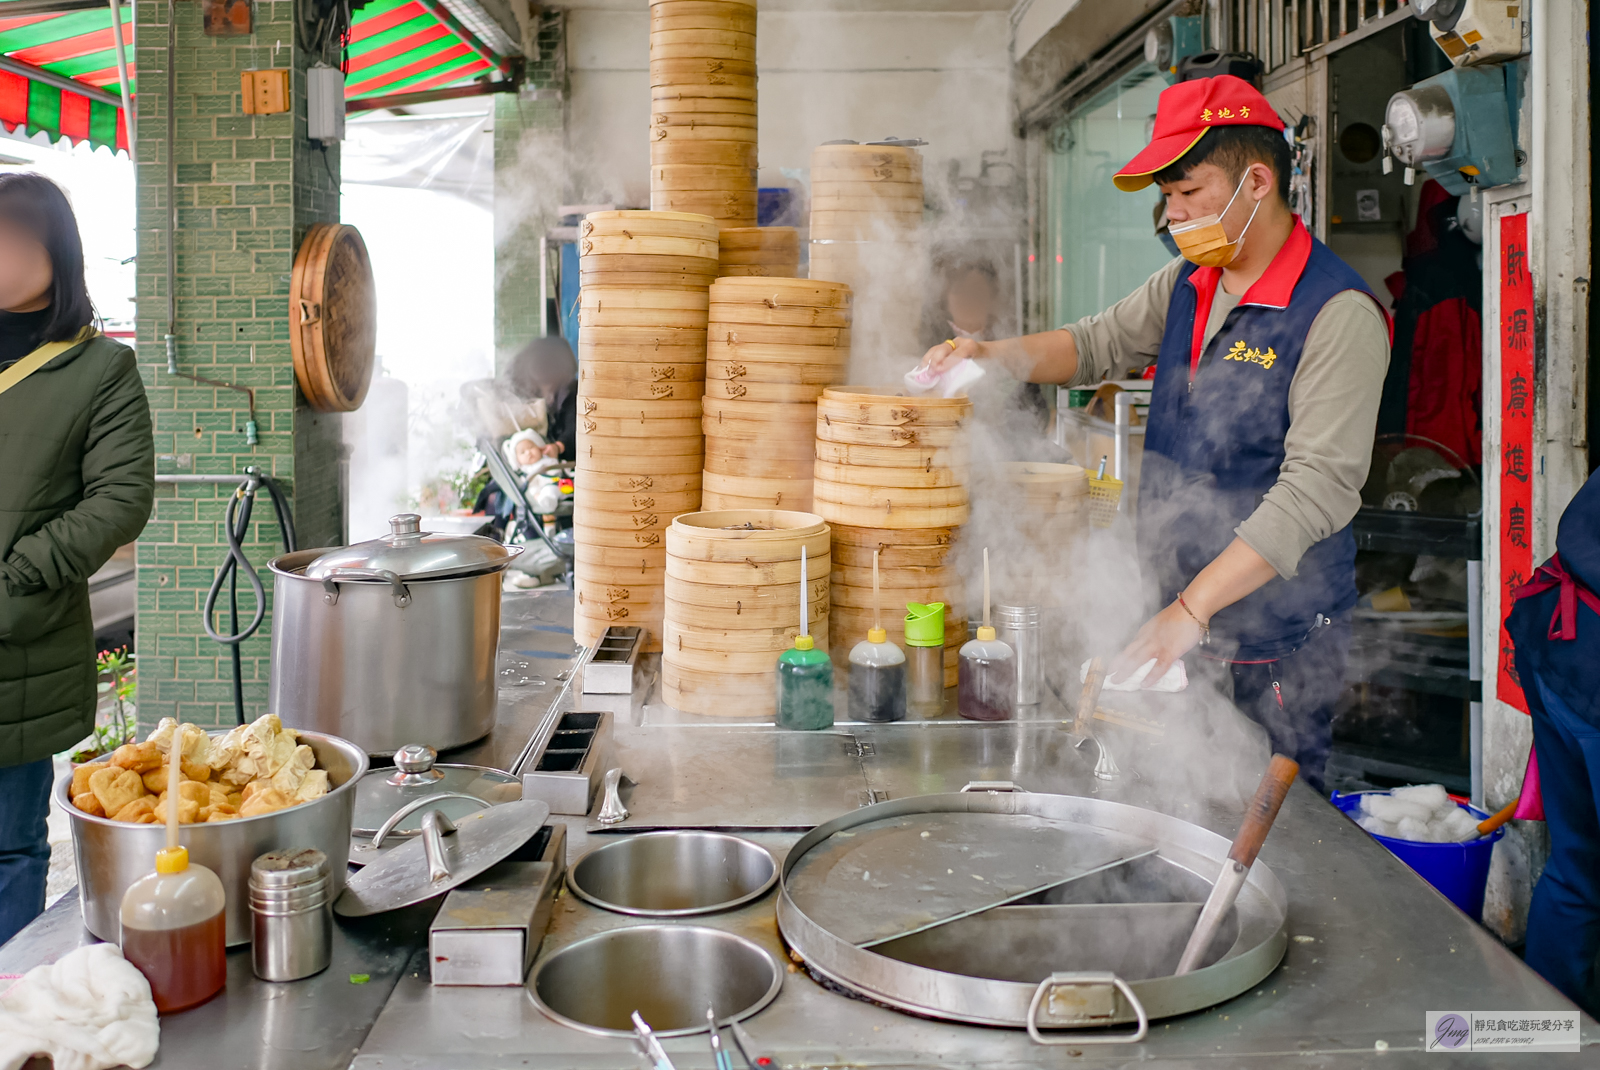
1086, 475, 1124, 528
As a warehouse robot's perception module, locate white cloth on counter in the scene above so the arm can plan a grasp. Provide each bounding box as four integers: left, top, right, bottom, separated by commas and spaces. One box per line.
1081, 657, 1188, 693
1355, 783, 1481, 843
0, 943, 159, 1070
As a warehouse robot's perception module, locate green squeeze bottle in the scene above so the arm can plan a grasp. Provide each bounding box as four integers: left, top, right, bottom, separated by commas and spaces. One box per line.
776, 545, 834, 730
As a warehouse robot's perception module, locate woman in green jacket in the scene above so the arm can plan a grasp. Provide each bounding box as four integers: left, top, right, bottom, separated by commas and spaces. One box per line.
0, 173, 153, 945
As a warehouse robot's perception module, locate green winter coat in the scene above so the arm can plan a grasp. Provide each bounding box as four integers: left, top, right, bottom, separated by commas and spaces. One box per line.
0, 333, 153, 767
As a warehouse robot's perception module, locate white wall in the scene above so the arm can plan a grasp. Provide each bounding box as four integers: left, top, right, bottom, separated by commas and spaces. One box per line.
560, 3, 1013, 207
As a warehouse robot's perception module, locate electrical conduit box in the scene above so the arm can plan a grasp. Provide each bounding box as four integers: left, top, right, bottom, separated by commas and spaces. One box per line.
1383, 63, 1520, 197
1413, 0, 1528, 68
307, 64, 345, 144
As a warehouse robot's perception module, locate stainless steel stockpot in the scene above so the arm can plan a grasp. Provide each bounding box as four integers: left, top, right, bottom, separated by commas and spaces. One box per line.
268, 514, 522, 755
55, 730, 367, 947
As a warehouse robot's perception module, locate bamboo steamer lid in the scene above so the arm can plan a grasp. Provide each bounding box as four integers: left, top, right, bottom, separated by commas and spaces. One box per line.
813, 439, 967, 469
574, 543, 669, 568
717, 264, 799, 278
814, 420, 963, 449
813, 460, 968, 489
584, 488, 703, 514
707, 360, 841, 385
710, 275, 851, 307
580, 286, 709, 311
707, 341, 848, 365
666, 509, 830, 559
812, 477, 969, 510
704, 379, 827, 403
290, 222, 377, 413
713, 323, 850, 347
831, 541, 956, 569
578, 470, 702, 494
580, 306, 710, 330
580, 396, 702, 421
814, 498, 970, 529
818, 386, 970, 426
582, 210, 719, 241
700, 472, 811, 508
830, 522, 958, 548
571, 524, 668, 549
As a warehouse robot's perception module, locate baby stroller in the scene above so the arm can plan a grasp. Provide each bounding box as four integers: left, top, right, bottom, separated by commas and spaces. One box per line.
478, 432, 575, 588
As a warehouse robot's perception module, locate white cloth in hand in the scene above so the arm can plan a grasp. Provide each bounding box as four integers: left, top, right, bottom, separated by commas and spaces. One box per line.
1081, 657, 1188, 692
0, 942, 160, 1070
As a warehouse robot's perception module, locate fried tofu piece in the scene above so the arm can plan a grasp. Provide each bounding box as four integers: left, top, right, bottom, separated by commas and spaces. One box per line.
71, 762, 109, 799
149, 718, 214, 768
72, 791, 106, 817
239, 787, 293, 818
205, 810, 240, 822
90, 767, 146, 815
142, 762, 213, 795
112, 796, 159, 823
153, 794, 201, 825
108, 742, 163, 774
293, 769, 330, 803
269, 744, 316, 796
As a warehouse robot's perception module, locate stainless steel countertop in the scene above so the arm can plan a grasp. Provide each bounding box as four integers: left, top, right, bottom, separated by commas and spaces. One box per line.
8, 586, 1596, 1068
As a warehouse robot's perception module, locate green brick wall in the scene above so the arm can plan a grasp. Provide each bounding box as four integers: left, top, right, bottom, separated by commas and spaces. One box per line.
133, 0, 342, 730
493, 11, 566, 374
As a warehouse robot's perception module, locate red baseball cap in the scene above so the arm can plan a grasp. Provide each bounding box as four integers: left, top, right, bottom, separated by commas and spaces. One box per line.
1113, 75, 1285, 192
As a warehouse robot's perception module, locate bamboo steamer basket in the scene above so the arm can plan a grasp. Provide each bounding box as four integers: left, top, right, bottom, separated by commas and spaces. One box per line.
651, 153, 758, 175
810, 180, 923, 200
830, 522, 957, 548
665, 620, 820, 657
831, 580, 964, 612
701, 490, 810, 512
707, 304, 851, 329
666, 549, 823, 587
649, 67, 757, 91
581, 271, 722, 290
818, 386, 970, 426
579, 379, 702, 402
711, 275, 852, 308
650, 168, 758, 192
704, 379, 827, 403
572, 513, 678, 539
582, 210, 719, 241
582, 234, 720, 261
579, 415, 703, 439
666, 574, 829, 614
583, 488, 702, 514
718, 250, 802, 266
579, 563, 669, 587
653, 111, 759, 130
652, 47, 758, 67
702, 456, 813, 482
580, 397, 703, 420
573, 543, 669, 569
576, 444, 705, 470
830, 562, 961, 589
707, 360, 842, 385
579, 352, 706, 373
831, 541, 957, 569
651, 27, 755, 49
810, 211, 922, 236
713, 324, 850, 347
580, 286, 709, 311
665, 595, 825, 633
651, 82, 758, 102
811, 143, 923, 178
667, 511, 830, 562
580, 254, 721, 278
652, 15, 757, 37
701, 473, 811, 510
577, 470, 702, 494
704, 397, 818, 432
703, 432, 816, 462
707, 341, 849, 365
580, 308, 709, 330
814, 421, 963, 449
813, 499, 970, 529
719, 227, 799, 252
660, 663, 784, 716
813, 460, 969, 489
651, 193, 757, 226
717, 264, 799, 278
811, 191, 925, 210
809, 479, 969, 512
572, 525, 668, 550
814, 439, 967, 469
576, 326, 709, 349
663, 630, 831, 676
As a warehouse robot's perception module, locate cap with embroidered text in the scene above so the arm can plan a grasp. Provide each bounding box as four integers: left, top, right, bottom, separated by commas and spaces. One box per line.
1113, 75, 1284, 192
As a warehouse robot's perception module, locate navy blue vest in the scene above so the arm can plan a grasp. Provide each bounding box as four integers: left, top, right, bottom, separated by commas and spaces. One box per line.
1138, 231, 1376, 659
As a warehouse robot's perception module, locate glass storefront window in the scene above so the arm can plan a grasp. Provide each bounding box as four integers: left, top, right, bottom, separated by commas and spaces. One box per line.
1042, 65, 1176, 331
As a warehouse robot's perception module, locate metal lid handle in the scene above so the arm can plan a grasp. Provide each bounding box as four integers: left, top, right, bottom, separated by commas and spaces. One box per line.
320, 566, 412, 608
370, 792, 490, 848
1026, 972, 1147, 1045
421, 809, 457, 883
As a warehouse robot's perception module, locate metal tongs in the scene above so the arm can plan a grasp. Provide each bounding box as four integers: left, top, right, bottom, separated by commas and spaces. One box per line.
631, 1012, 676, 1070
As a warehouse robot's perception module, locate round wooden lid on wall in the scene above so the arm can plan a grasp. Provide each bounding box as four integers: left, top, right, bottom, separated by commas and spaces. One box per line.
290, 222, 376, 412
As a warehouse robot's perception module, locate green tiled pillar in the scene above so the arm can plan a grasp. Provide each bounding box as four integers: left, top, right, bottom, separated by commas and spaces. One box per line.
493, 12, 567, 374
134, 0, 343, 729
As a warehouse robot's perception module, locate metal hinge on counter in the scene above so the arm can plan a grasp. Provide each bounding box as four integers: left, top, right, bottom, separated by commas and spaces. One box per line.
858, 789, 890, 807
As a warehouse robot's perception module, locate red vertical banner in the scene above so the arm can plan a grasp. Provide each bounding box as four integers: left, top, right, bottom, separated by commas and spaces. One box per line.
1496, 211, 1533, 712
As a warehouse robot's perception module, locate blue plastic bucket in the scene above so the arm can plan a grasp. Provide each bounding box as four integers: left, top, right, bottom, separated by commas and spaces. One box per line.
1331, 790, 1504, 919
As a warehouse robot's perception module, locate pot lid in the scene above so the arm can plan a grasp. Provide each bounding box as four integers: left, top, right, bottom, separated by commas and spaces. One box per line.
335, 799, 552, 917
351, 744, 522, 839
303, 514, 520, 581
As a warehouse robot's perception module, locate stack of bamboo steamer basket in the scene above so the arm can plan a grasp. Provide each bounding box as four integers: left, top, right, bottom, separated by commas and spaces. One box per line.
808, 142, 927, 367
718, 226, 800, 277
573, 209, 720, 651
649, 0, 758, 228
812, 387, 970, 686
702, 277, 851, 512
662, 510, 830, 716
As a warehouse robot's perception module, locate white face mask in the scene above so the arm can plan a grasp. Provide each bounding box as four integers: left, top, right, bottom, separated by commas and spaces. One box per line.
1166, 170, 1262, 268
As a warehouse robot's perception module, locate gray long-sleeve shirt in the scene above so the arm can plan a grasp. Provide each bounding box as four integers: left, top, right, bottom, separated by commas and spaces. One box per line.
1060, 255, 1390, 579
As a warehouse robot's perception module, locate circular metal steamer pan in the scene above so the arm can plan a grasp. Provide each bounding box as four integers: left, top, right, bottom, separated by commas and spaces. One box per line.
776, 791, 1289, 1030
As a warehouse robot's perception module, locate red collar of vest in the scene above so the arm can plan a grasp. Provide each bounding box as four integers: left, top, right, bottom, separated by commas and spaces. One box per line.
1182, 217, 1314, 377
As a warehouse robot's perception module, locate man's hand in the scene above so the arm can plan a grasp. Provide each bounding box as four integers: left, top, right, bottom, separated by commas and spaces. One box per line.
1108, 599, 1204, 687
915, 337, 982, 379
543, 442, 564, 458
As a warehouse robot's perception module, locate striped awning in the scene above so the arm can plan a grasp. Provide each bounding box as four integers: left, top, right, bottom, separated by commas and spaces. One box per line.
0, 5, 130, 152
0, 0, 507, 151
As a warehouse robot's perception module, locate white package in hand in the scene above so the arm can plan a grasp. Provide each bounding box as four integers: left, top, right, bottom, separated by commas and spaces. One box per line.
1080, 658, 1188, 692
904, 357, 985, 398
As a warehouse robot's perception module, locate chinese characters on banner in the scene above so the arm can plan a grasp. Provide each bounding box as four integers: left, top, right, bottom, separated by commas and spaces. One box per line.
1497, 212, 1532, 713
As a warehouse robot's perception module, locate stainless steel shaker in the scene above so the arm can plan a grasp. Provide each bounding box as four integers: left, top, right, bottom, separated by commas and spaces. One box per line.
250, 847, 332, 982
993, 604, 1041, 707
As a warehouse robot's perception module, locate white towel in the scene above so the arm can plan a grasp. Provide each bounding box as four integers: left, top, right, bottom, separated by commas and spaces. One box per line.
1080, 657, 1188, 693
0, 943, 160, 1070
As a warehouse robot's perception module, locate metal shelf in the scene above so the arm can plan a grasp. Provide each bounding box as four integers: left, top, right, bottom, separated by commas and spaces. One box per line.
1351, 508, 1482, 559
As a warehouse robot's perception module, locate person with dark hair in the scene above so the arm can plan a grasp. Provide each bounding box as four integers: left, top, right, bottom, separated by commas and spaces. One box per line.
0, 173, 153, 944
918, 76, 1390, 790
924, 257, 1047, 432
509, 335, 578, 461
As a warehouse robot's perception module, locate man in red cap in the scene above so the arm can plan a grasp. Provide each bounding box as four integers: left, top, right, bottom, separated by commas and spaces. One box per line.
919, 75, 1390, 790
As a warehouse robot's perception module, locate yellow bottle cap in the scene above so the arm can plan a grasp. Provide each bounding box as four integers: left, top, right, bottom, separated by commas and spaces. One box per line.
794, 634, 814, 651
155, 846, 189, 874
867, 627, 887, 644
977, 625, 997, 642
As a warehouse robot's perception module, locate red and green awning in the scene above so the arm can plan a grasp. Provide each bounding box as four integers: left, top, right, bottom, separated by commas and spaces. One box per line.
0, 4, 130, 152
0, 0, 507, 150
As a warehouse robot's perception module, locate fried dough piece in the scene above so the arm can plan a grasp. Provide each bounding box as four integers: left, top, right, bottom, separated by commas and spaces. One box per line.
112, 796, 159, 823
239, 787, 293, 817
90, 767, 146, 815
109, 742, 164, 774
72, 792, 106, 817
71, 762, 109, 799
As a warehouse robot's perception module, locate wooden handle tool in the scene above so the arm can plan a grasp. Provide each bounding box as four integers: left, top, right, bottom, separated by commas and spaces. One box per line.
1458, 799, 1518, 842
1073, 656, 1107, 736
1174, 754, 1299, 976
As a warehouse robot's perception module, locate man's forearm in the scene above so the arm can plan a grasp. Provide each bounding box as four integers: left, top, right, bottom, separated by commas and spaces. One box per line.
975, 330, 1080, 385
